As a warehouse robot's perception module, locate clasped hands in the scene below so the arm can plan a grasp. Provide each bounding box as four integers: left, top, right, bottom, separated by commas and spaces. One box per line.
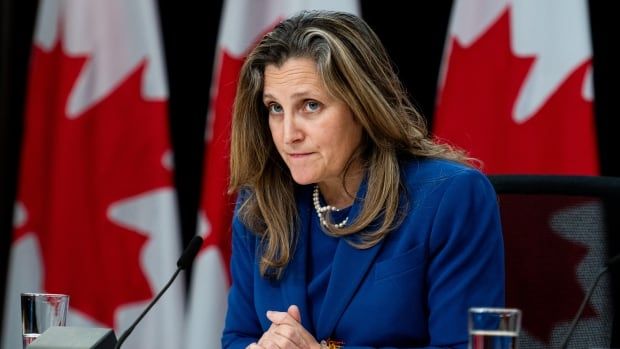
246, 305, 321, 349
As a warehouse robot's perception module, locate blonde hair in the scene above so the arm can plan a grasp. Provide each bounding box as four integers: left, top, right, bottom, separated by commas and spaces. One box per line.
229, 10, 471, 278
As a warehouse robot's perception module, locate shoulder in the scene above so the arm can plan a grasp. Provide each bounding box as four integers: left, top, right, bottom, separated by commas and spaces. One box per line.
401, 159, 497, 209
402, 157, 489, 184
396, 158, 502, 251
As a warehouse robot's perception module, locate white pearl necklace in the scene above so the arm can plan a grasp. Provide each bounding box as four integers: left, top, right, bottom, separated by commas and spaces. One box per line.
312, 184, 348, 229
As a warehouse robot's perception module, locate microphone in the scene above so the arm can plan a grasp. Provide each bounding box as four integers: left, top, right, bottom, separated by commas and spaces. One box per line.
558, 252, 620, 349
114, 235, 204, 349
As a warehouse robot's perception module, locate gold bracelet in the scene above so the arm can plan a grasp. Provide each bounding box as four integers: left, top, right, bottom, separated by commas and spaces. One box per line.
320, 339, 344, 349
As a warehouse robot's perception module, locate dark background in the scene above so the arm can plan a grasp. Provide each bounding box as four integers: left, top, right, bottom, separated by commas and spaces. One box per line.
2, 0, 619, 341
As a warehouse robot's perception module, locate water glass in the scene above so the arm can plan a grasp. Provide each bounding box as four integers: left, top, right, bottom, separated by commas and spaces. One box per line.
21, 293, 69, 349
468, 307, 521, 349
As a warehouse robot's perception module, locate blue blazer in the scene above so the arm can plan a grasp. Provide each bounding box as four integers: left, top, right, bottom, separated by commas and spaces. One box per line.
222, 159, 505, 348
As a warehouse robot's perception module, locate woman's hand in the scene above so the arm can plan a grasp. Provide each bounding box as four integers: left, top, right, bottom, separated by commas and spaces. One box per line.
246, 305, 321, 349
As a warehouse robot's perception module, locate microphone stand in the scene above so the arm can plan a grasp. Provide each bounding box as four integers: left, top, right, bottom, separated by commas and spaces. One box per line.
114, 235, 203, 349
558, 253, 619, 349
114, 268, 182, 348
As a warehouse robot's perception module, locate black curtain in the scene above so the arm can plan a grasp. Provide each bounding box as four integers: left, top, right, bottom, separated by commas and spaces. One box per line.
2, 0, 619, 341
0, 0, 39, 334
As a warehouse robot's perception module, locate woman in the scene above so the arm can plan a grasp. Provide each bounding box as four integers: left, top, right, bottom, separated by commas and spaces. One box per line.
223, 10, 504, 349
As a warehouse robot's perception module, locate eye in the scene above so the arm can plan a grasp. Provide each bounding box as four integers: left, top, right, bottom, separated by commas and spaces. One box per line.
267, 103, 283, 114
304, 100, 321, 112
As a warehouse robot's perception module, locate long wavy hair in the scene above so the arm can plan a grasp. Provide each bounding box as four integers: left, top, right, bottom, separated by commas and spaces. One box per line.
229, 10, 471, 278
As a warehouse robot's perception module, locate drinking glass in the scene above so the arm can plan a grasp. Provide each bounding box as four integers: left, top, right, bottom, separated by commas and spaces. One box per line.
468, 307, 521, 349
21, 293, 69, 349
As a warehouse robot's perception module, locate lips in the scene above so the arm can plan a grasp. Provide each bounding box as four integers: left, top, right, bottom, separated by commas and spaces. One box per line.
289, 152, 312, 157
287, 152, 314, 160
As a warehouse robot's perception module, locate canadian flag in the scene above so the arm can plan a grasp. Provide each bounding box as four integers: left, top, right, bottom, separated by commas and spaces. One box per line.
434, 1, 605, 347
1, 1, 183, 349
434, 0, 599, 175
183, 1, 360, 348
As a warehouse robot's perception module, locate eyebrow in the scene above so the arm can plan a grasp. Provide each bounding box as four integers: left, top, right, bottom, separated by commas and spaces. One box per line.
263, 90, 320, 101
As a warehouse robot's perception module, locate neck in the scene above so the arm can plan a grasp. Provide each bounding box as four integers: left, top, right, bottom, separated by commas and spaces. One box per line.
318, 170, 364, 208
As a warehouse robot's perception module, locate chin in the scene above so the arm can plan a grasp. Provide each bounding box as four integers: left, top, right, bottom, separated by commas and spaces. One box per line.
290, 173, 317, 186
291, 178, 315, 186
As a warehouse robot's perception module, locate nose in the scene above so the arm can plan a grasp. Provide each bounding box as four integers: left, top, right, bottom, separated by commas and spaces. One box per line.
283, 113, 303, 145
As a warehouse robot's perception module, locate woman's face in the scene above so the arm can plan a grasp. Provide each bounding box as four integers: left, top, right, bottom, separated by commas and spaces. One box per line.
264, 57, 363, 188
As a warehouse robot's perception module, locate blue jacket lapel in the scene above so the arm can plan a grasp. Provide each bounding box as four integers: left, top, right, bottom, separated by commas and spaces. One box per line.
316, 178, 384, 339
316, 235, 383, 339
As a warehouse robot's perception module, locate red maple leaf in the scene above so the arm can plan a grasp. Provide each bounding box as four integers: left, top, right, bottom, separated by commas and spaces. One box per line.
434, 8, 598, 175
500, 195, 596, 344
14, 38, 172, 327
